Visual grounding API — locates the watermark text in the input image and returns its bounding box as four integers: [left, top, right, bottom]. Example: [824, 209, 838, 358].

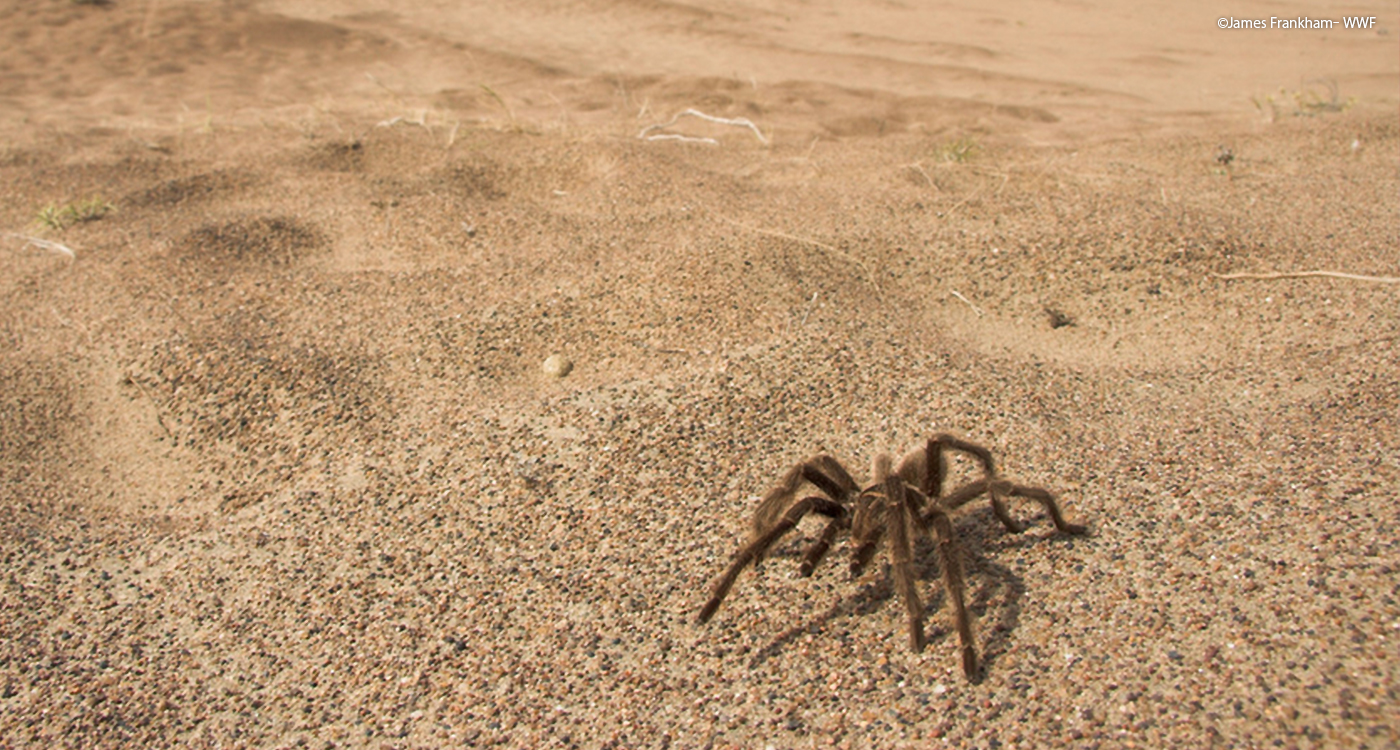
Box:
[1217, 16, 1377, 30]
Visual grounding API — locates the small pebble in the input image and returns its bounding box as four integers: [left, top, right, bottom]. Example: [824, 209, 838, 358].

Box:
[541, 354, 573, 378]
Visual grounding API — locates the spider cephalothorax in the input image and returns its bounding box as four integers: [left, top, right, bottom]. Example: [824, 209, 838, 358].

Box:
[698, 434, 1086, 679]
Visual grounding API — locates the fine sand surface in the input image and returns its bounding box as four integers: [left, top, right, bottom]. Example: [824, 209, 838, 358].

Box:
[2, 1, 1397, 747]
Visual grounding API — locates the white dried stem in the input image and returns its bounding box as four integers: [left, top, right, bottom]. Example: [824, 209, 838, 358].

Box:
[639, 108, 769, 145]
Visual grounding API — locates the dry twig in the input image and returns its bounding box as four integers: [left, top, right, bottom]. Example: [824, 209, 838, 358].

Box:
[1211, 270, 1399, 284]
[639, 109, 769, 146]
[950, 290, 984, 317]
[4, 232, 76, 260]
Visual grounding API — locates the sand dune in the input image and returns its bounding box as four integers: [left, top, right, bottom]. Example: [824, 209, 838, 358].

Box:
[1, 0, 1397, 747]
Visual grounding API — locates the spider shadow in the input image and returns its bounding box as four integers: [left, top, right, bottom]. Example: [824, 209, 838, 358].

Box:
[746, 510, 1068, 681]
[745, 570, 897, 671]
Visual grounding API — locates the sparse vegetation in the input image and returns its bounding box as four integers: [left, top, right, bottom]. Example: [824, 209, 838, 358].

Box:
[36, 197, 115, 230]
[1252, 79, 1355, 121]
[934, 136, 979, 163]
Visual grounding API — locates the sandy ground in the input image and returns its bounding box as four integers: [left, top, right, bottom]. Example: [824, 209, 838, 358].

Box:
[1, 0, 1398, 747]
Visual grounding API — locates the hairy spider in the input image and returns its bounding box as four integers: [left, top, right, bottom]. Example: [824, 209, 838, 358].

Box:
[698, 434, 1087, 679]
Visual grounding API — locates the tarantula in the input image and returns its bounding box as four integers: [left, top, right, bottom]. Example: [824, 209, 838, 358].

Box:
[697, 434, 1086, 679]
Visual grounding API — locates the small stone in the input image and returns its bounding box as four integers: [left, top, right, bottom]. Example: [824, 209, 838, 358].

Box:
[541, 354, 573, 378]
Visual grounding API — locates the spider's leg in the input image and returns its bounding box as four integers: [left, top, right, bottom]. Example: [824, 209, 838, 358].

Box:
[885, 477, 926, 653]
[848, 490, 885, 578]
[751, 464, 807, 541]
[794, 455, 858, 575]
[699, 495, 844, 624]
[985, 481, 1026, 533]
[930, 434, 1037, 533]
[903, 482, 930, 520]
[936, 476, 1028, 533]
[798, 506, 850, 577]
[925, 504, 978, 679]
[751, 456, 857, 565]
[927, 434, 996, 495]
[804, 455, 860, 499]
[931, 433, 997, 471]
[933, 478, 990, 513]
[925, 436, 950, 498]
[991, 480, 1088, 535]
